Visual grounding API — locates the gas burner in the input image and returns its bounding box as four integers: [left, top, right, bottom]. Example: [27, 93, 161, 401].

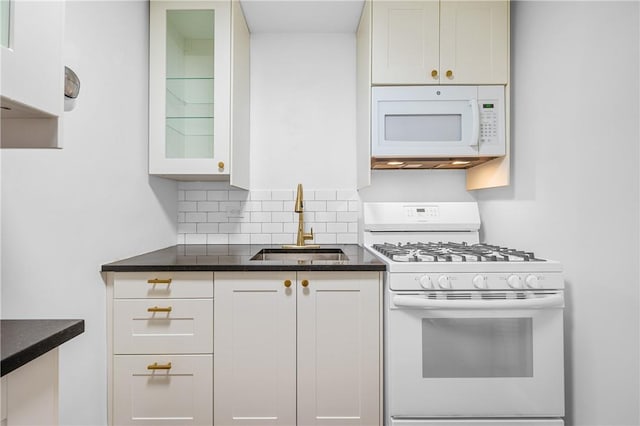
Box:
[371, 242, 542, 263]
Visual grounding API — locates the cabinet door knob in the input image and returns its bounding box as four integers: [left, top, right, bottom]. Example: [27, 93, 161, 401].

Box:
[218, 161, 225, 170]
[446, 69, 453, 78]
[284, 279, 292, 288]
[431, 69, 438, 78]
[301, 279, 309, 287]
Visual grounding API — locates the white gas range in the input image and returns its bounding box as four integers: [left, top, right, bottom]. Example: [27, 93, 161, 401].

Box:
[362, 202, 565, 426]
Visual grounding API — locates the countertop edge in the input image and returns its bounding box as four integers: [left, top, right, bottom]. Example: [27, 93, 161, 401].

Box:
[1, 320, 85, 377]
[101, 264, 386, 272]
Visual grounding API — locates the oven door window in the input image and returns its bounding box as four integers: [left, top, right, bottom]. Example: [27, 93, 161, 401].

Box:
[421, 317, 533, 378]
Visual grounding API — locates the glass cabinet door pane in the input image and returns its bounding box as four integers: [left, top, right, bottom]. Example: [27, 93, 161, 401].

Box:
[1, 0, 10, 48]
[165, 10, 214, 159]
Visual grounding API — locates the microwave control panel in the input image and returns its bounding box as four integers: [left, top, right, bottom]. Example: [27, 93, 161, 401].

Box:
[479, 102, 498, 144]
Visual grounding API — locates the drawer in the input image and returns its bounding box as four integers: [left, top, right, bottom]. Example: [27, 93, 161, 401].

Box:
[114, 272, 213, 299]
[113, 354, 212, 426]
[114, 299, 213, 354]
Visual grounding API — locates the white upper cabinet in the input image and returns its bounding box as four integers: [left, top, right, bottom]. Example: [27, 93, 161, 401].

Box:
[372, 0, 509, 85]
[1, 0, 65, 148]
[149, 0, 249, 187]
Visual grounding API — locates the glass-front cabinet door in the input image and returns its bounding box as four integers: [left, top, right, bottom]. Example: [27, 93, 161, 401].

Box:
[149, 0, 231, 178]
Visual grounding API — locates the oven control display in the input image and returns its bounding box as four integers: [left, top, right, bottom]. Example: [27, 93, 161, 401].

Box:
[406, 206, 439, 219]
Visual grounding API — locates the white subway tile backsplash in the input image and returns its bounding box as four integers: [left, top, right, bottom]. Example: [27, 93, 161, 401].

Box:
[272, 212, 295, 222]
[177, 188, 361, 245]
[305, 200, 326, 212]
[241, 223, 262, 234]
[271, 190, 293, 200]
[198, 201, 219, 212]
[315, 211, 337, 222]
[229, 190, 249, 201]
[327, 222, 348, 233]
[186, 212, 207, 223]
[179, 201, 197, 212]
[229, 233, 250, 244]
[197, 223, 219, 234]
[242, 201, 262, 212]
[207, 234, 229, 244]
[250, 234, 272, 244]
[219, 222, 241, 233]
[186, 190, 207, 201]
[178, 223, 196, 234]
[262, 222, 283, 233]
[337, 190, 358, 201]
[327, 201, 348, 212]
[337, 211, 358, 222]
[315, 233, 337, 244]
[337, 233, 358, 244]
[185, 234, 207, 244]
[251, 212, 272, 222]
[207, 190, 229, 201]
[251, 190, 271, 201]
[315, 190, 337, 201]
[272, 233, 295, 245]
[262, 201, 284, 212]
[207, 212, 228, 222]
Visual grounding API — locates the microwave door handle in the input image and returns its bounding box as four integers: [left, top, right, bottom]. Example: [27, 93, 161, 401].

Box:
[469, 99, 480, 146]
[392, 293, 564, 310]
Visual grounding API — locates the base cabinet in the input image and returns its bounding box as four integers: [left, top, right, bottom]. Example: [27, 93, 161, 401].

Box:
[107, 272, 214, 426]
[0, 349, 59, 426]
[214, 271, 382, 426]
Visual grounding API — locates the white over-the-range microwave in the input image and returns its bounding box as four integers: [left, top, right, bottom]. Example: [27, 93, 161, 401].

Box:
[371, 85, 506, 169]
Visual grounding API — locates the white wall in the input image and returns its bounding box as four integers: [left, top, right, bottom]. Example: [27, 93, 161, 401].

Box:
[0, 2, 177, 426]
[476, 2, 640, 425]
[250, 33, 357, 189]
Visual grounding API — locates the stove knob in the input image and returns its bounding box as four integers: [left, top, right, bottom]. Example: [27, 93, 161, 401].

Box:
[472, 275, 487, 289]
[419, 275, 433, 289]
[507, 274, 523, 289]
[525, 274, 540, 289]
[438, 275, 451, 289]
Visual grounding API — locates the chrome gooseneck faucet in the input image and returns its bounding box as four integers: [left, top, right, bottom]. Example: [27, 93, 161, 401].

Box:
[283, 183, 319, 249]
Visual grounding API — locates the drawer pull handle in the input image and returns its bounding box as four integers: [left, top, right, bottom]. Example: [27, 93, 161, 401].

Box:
[301, 279, 309, 287]
[147, 362, 172, 370]
[148, 278, 172, 284]
[147, 306, 172, 313]
[284, 279, 292, 288]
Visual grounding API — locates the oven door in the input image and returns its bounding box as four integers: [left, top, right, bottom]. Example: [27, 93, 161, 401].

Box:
[387, 291, 565, 419]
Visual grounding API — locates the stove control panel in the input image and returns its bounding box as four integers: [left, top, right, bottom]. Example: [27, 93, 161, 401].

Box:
[391, 272, 564, 291]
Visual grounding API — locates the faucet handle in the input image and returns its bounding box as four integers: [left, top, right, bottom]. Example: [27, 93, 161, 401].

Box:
[303, 227, 314, 242]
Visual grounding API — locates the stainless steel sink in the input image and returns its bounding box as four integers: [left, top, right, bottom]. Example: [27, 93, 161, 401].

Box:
[250, 248, 349, 262]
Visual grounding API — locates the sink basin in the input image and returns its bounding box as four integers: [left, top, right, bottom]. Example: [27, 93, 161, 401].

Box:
[250, 248, 349, 262]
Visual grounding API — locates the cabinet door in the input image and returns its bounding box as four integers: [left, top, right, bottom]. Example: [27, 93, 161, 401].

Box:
[297, 272, 381, 426]
[439, 0, 509, 84]
[149, 0, 231, 177]
[0, 0, 64, 148]
[372, 0, 439, 85]
[214, 272, 297, 426]
[113, 354, 212, 426]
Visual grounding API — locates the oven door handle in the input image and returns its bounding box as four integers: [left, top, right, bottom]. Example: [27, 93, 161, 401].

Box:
[392, 293, 564, 310]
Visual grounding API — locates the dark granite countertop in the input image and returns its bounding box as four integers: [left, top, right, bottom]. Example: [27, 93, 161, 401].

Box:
[1, 319, 85, 376]
[101, 244, 386, 272]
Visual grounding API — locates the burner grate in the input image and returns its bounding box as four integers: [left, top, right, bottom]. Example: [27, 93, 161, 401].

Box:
[371, 242, 542, 263]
